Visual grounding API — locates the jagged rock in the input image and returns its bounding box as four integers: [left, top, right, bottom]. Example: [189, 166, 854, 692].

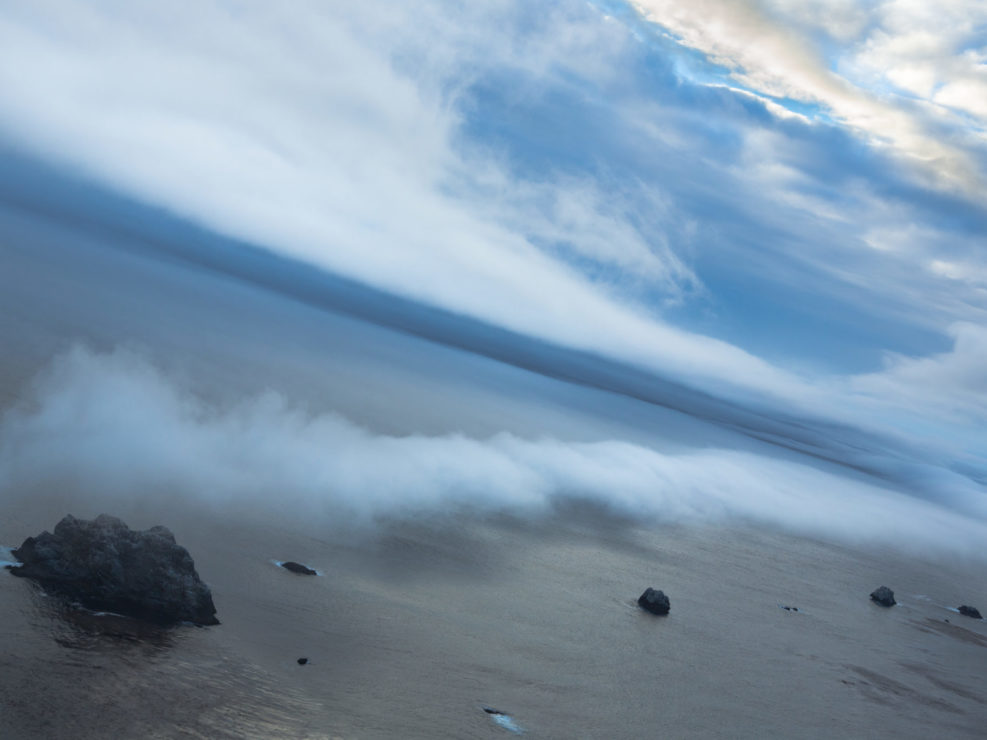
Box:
[638, 587, 670, 616]
[10, 514, 218, 626]
[870, 586, 896, 607]
[958, 605, 983, 620]
[280, 561, 317, 575]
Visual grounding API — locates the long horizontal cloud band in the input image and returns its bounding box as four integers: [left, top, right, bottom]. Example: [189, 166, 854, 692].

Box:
[2, 347, 984, 556]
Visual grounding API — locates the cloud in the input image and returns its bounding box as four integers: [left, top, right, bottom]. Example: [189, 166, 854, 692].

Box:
[850, 323, 987, 427]
[0, 0, 822, 406]
[628, 0, 987, 193]
[1, 346, 985, 556]
[0, 0, 984, 470]
[853, 0, 987, 124]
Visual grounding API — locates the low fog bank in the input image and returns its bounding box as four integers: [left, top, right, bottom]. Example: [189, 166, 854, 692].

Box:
[2, 346, 985, 559]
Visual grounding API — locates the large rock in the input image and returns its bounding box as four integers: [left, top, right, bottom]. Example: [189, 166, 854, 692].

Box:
[958, 605, 983, 620]
[9, 514, 218, 626]
[638, 587, 670, 616]
[870, 586, 896, 607]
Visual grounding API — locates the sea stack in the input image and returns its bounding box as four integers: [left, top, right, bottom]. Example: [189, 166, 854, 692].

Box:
[638, 587, 671, 616]
[9, 514, 219, 626]
[869, 586, 896, 607]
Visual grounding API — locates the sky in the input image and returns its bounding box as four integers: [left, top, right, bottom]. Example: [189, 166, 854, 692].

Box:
[0, 1, 984, 550]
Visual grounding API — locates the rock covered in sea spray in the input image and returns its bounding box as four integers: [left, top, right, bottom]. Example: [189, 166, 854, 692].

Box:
[638, 587, 671, 615]
[869, 586, 896, 607]
[9, 514, 219, 625]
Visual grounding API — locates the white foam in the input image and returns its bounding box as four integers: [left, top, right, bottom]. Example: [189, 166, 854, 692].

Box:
[491, 713, 523, 734]
[482, 708, 523, 734]
[0, 545, 19, 568]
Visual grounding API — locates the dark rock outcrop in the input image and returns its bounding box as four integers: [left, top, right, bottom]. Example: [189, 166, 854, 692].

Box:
[958, 605, 983, 619]
[297, 657, 309, 665]
[638, 587, 670, 615]
[870, 586, 896, 607]
[280, 561, 317, 576]
[10, 514, 218, 626]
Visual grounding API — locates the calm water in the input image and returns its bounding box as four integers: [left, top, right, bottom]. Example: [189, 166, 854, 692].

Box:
[1, 498, 985, 739]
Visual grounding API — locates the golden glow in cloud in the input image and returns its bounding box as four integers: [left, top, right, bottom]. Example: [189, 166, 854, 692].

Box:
[630, 0, 987, 194]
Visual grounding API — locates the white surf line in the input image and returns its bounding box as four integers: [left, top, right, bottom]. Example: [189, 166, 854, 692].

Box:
[88, 609, 134, 619]
[909, 593, 957, 612]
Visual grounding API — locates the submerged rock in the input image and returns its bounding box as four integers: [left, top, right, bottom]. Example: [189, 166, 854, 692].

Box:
[10, 514, 218, 626]
[280, 561, 317, 576]
[958, 605, 983, 620]
[870, 586, 896, 607]
[638, 587, 670, 616]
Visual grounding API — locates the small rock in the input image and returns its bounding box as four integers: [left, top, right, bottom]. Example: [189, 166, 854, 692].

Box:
[638, 587, 670, 616]
[870, 586, 896, 607]
[297, 657, 309, 665]
[781, 605, 799, 612]
[280, 561, 317, 576]
[958, 605, 983, 620]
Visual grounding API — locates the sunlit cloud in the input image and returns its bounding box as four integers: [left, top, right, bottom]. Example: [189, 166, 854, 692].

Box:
[629, 0, 987, 193]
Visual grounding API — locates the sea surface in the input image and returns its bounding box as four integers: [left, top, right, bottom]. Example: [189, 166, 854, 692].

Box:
[1, 496, 985, 738]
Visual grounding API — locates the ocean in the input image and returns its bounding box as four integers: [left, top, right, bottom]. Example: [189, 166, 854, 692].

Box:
[1, 497, 985, 738]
